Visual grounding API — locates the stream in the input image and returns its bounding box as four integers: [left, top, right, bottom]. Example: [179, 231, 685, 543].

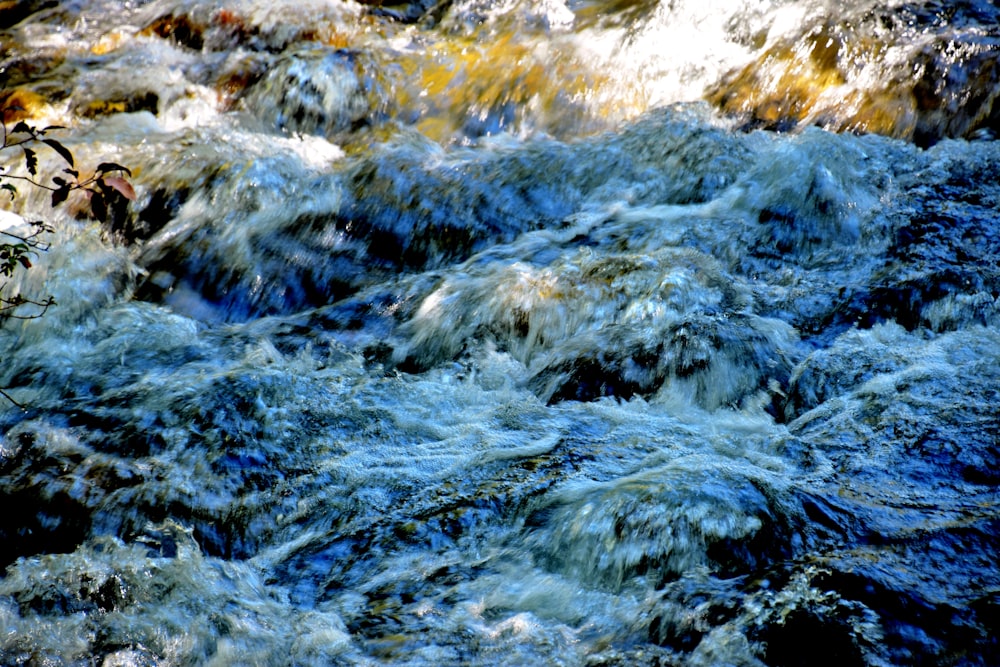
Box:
[1, 0, 999, 664]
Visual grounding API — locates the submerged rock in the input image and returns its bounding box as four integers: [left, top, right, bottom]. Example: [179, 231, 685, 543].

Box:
[770, 325, 1000, 662]
[241, 48, 383, 138]
[395, 245, 797, 409]
[535, 463, 802, 590]
[140, 8, 257, 52]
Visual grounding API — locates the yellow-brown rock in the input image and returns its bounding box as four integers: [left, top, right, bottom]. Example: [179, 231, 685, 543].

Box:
[0, 88, 49, 123]
[705, 6, 1000, 146]
[384, 29, 641, 143]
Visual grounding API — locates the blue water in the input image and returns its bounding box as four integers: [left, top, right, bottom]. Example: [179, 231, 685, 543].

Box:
[1, 0, 999, 664]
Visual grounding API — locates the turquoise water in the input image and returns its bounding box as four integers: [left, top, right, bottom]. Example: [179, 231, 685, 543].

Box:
[1, 1, 999, 664]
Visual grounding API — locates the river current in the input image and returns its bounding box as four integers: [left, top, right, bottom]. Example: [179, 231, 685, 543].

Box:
[1, 0, 999, 665]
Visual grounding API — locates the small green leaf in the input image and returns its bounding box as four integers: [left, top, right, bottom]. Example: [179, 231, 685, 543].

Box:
[10, 121, 32, 135]
[41, 138, 74, 166]
[2, 183, 16, 200]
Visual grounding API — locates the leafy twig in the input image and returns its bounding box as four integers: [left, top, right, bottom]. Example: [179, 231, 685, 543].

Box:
[1, 112, 135, 406]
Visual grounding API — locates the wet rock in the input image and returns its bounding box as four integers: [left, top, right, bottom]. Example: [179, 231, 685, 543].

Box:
[530, 312, 795, 410]
[115, 185, 190, 244]
[0, 47, 63, 93]
[212, 51, 271, 110]
[76, 91, 160, 118]
[0, 427, 96, 569]
[141, 9, 257, 52]
[802, 142, 1000, 337]
[0, 0, 54, 29]
[773, 325, 1000, 664]
[571, 0, 661, 31]
[647, 576, 744, 653]
[729, 129, 1000, 344]
[242, 48, 381, 138]
[140, 204, 386, 320]
[534, 465, 801, 590]
[383, 28, 617, 143]
[397, 245, 795, 409]
[136, 1, 364, 54]
[355, 0, 442, 24]
[781, 323, 919, 421]
[131, 129, 580, 321]
[876, 147, 1000, 331]
[733, 128, 891, 268]
[757, 607, 866, 667]
[130, 106, 752, 323]
[0, 87, 52, 122]
[130, 142, 342, 320]
[805, 519, 1000, 667]
[789, 326, 1000, 486]
[706, 3, 1000, 146]
[839, 216, 1000, 334]
[339, 147, 550, 271]
[143, 13, 207, 50]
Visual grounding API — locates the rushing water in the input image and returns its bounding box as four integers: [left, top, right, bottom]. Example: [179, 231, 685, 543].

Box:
[1, 0, 999, 665]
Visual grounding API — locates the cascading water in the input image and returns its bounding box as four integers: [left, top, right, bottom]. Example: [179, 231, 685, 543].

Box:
[1, 0, 998, 665]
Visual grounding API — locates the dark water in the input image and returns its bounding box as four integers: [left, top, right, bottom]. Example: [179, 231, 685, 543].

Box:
[1, 0, 999, 664]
